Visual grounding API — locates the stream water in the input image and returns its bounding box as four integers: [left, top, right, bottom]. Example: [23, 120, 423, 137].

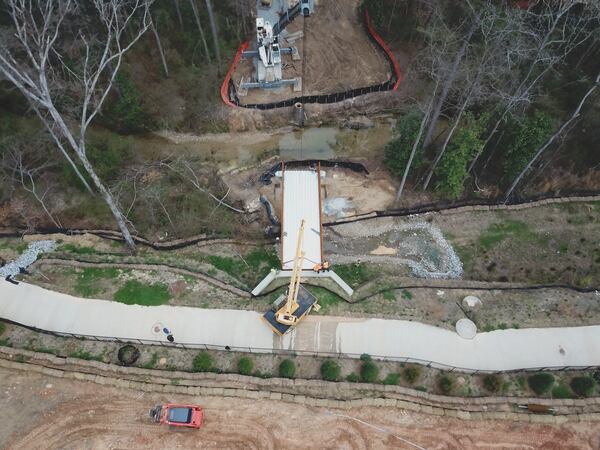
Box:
[146, 118, 395, 168]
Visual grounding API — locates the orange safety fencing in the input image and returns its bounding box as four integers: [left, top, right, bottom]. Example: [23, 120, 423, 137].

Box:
[363, 9, 402, 91]
[220, 41, 249, 107]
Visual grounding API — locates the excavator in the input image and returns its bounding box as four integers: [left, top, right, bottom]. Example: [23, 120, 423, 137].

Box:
[262, 219, 320, 335]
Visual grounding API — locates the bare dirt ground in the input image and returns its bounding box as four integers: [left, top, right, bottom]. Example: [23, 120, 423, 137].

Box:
[235, 0, 390, 105]
[2, 366, 599, 450]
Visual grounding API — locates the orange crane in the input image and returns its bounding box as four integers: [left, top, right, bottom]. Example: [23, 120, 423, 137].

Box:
[262, 219, 320, 334]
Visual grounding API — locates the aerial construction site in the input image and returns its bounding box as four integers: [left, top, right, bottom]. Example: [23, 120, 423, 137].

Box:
[1, 0, 600, 448]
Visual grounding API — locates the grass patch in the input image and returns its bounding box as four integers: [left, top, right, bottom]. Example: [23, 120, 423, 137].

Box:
[192, 351, 213, 372]
[0, 322, 5, 337]
[142, 352, 159, 369]
[113, 280, 170, 306]
[478, 220, 540, 250]
[382, 290, 396, 301]
[402, 365, 421, 384]
[482, 374, 502, 393]
[74, 267, 119, 297]
[309, 286, 342, 313]
[59, 244, 96, 255]
[401, 289, 413, 300]
[383, 373, 400, 385]
[334, 263, 371, 287]
[205, 247, 280, 286]
[454, 245, 475, 270]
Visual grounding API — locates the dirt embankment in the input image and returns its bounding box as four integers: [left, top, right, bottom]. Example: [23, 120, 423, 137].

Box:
[2, 366, 599, 450]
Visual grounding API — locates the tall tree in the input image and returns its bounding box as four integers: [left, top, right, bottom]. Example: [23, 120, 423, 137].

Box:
[204, 0, 221, 72]
[505, 72, 600, 199]
[189, 0, 212, 64]
[0, 0, 152, 250]
[469, 0, 596, 173]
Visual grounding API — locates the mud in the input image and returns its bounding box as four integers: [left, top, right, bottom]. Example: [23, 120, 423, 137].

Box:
[2, 366, 599, 449]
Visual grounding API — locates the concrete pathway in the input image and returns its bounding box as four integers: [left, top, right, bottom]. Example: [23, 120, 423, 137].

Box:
[1, 282, 600, 372]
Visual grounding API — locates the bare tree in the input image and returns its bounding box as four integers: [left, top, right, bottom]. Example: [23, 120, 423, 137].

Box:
[189, 0, 212, 64]
[173, 0, 183, 28]
[1, 136, 61, 228]
[504, 72, 600, 199]
[419, 5, 481, 151]
[160, 158, 244, 213]
[394, 83, 438, 204]
[204, 0, 221, 72]
[469, 0, 596, 172]
[0, 0, 152, 250]
[150, 13, 169, 77]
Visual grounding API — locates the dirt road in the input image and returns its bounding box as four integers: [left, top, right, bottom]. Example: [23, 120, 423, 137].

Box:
[1, 367, 599, 449]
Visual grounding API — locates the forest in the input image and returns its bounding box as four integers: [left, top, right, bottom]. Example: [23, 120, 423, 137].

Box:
[0, 0, 599, 250]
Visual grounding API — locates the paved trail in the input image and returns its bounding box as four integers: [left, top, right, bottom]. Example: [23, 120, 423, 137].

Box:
[1, 281, 600, 371]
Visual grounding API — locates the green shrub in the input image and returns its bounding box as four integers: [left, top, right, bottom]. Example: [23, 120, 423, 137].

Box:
[383, 373, 400, 385]
[384, 111, 425, 178]
[278, 359, 296, 378]
[320, 360, 341, 381]
[482, 374, 502, 393]
[552, 382, 573, 399]
[402, 365, 421, 384]
[570, 376, 596, 397]
[527, 373, 555, 395]
[360, 353, 372, 362]
[106, 72, 150, 133]
[0, 321, 5, 336]
[346, 373, 359, 383]
[438, 374, 454, 395]
[192, 352, 213, 372]
[361, 360, 380, 383]
[435, 113, 487, 199]
[503, 111, 554, 184]
[237, 357, 254, 376]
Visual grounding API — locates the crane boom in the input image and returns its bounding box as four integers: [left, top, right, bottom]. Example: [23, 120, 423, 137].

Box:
[276, 219, 305, 325]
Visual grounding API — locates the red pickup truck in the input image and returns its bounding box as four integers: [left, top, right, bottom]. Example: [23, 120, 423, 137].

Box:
[150, 404, 204, 429]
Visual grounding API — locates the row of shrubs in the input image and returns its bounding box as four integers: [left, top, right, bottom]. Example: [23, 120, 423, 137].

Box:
[192, 352, 597, 398]
[193, 351, 295, 379]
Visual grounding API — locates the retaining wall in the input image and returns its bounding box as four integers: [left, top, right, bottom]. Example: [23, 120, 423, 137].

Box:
[1, 346, 599, 422]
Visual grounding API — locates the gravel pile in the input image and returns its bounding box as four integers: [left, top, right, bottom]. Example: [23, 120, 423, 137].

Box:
[326, 219, 463, 279]
[0, 240, 56, 278]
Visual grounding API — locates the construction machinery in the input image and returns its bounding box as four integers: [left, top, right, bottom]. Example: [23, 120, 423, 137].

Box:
[150, 404, 204, 429]
[239, 0, 313, 93]
[262, 219, 320, 335]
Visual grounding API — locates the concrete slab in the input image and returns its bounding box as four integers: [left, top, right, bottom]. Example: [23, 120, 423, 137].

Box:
[282, 169, 322, 270]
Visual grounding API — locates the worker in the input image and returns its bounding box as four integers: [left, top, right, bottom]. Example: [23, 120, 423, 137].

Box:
[312, 261, 330, 273]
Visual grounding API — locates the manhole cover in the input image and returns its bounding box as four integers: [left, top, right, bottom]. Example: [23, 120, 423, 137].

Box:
[152, 322, 164, 335]
[456, 319, 477, 339]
